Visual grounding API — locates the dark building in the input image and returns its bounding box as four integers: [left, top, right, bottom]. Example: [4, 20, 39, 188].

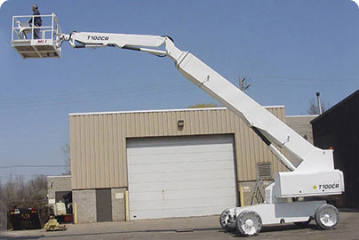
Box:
[311, 89, 359, 208]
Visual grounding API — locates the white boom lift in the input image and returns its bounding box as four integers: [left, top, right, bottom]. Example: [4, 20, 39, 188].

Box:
[11, 14, 344, 236]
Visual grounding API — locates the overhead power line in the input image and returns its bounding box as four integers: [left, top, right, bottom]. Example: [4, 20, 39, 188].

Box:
[0, 82, 195, 109]
[250, 75, 359, 82]
[0, 140, 64, 146]
[0, 165, 65, 169]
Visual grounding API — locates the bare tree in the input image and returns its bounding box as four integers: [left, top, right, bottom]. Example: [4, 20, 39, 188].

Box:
[0, 179, 7, 231]
[26, 175, 47, 207]
[0, 175, 48, 230]
[0, 175, 47, 210]
[307, 98, 329, 115]
[2, 175, 22, 209]
[239, 75, 251, 91]
[0, 178, 6, 231]
[61, 143, 71, 175]
[0, 178, 7, 231]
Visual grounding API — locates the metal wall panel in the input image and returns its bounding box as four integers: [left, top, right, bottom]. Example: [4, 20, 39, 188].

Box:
[312, 90, 359, 208]
[70, 107, 288, 190]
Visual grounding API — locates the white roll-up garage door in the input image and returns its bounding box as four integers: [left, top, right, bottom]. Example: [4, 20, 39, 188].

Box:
[126, 135, 237, 220]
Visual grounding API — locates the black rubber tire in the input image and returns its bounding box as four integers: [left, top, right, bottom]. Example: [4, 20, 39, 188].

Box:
[236, 211, 262, 236]
[219, 208, 236, 232]
[314, 204, 339, 230]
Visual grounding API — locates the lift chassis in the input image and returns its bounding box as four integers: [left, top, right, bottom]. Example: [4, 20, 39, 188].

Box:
[11, 14, 344, 236]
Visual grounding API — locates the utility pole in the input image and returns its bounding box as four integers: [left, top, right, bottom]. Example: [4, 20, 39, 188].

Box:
[316, 92, 323, 115]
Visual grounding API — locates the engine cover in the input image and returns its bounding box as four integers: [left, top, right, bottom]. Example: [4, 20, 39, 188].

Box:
[274, 170, 344, 198]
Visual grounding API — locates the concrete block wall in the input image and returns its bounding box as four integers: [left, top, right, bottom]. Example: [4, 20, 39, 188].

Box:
[47, 175, 72, 204]
[286, 115, 316, 144]
[73, 190, 96, 223]
[111, 188, 126, 222]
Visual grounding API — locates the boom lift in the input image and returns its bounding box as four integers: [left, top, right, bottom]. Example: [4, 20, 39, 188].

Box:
[11, 14, 344, 236]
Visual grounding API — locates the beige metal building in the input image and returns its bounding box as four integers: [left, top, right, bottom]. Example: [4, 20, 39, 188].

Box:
[69, 107, 289, 223]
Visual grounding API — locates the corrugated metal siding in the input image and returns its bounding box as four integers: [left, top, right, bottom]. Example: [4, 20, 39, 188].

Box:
[70, 107, 288, 190]
[312, 90, 359, 208]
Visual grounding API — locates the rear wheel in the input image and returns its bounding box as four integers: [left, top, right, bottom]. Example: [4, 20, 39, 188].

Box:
[236, 211, 262, 236]
[219, 208, 236, 232]
[315, 204, 339, 230]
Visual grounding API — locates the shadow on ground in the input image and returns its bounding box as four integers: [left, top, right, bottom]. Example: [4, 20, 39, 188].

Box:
[1, 227, 225, 239]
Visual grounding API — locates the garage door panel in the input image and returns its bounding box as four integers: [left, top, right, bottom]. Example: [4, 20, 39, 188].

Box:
[127, 135, 233, 148]
[128, 152, 235, 163]
[129, 178, 236, 193]
[128, 169, 236, 184]
[127, 145, 234, 157]
[128, 150, 235, 164]
[131, 193, 236, 210]
[131, 199, 236, 211]
[128, 159, 235, 174]
[131, 205, 231, 220]
[127, 135, 237, 220]
[130, 187, 237, 202]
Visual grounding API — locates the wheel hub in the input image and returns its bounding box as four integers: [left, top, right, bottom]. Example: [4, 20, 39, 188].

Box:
[322, 213, 330, 223]
[236, 211, 262, 236]
[320, 211, 335, 226]
[245, 219, 254, 228]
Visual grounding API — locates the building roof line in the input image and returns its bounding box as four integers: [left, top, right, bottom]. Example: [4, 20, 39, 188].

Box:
[47, 175, 71, 178]
[69, 106, 285, 116]
[311, 88, 359, 123]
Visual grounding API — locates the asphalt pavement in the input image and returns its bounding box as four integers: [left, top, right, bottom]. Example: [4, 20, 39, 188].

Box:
[1, 209, 359, 240]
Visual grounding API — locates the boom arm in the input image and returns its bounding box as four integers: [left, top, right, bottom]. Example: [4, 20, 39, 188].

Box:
[58, 31, 335, 173]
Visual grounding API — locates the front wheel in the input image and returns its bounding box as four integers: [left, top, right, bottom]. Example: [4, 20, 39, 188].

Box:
[236, 211, 262, 236]
[315, 204, 339, 230]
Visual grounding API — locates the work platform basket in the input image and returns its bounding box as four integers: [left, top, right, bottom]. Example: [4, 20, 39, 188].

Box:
[11, 13, 62, 59]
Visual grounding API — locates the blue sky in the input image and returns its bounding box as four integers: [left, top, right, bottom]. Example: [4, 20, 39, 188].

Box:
[0, 0, 359, 180]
